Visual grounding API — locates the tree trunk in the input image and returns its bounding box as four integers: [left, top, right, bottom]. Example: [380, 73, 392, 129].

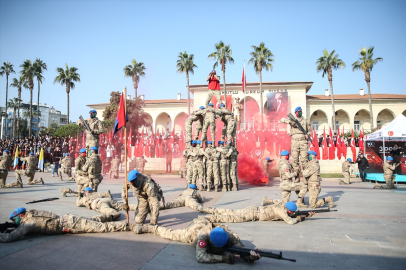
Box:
[329, 75, 336, 133]
[367, 80, 373, 130]
[12, 108, 16, 138]
[17, 88, 21, 138]
[29, 83, 33, 137]
[222, 65, 227, 109]
[186, 72, 190, 116]
[5, 74, 8, 121]
[37, 79, 40, 136]
[66, 81, 70, 124]
[259, 69, 263, 130]
[133, 75, 138, 98]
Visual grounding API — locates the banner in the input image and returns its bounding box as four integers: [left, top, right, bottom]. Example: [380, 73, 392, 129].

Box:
[365, 141, 406, 174]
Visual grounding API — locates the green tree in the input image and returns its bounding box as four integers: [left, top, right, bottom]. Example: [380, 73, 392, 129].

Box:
[34, 58, 47, 136]
[10, 76, 28, 138]
[352, 47, 383, 129]
[208, 41, 234, 108]
[0, 62, 16, 124]
[7, 97, 20, 138]
[39, 122, 59, 136]
[54, 123, 84, 138]
[20, 60, 37, 136]
[248, 42, 274, 129]
[176, 51, 198, 115]
[103, 120, 115, 130]
[19, 118, 29, 138]
[123, 59, 146, 98]
[316, 49, 346, 132]
[54, 64, 81, 124]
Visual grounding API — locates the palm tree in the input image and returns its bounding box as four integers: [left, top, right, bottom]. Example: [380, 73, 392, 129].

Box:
[20, 60, 36, 136]
[7, 98, 20, 138]
[176, 51, 198, 115]
[0, 62, 16, 123]
[208, 41, 234, 108]
[248, 42, 274, 129]
[352, 47, 383, 129]
[54, 64, 81, 124]
[123, 59, 146, 98]
[316, 49, 346, 132]
[10, 76, 28, 138]
[34, 58, 47, 136]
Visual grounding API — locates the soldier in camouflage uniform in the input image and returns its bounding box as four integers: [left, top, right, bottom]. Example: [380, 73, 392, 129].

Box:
[339, 158, 353, 185]
[160, 184, 204, 212]
[133, 216, 260, 264]
[122, 170, 162, 225]
[189, 140, 206, 190]
[137, 155, 147, 174]
[109, 155, 121, 179]
[179, 156, 187, 178]
[216, 141, 232, 192]
[263, 157, 274, 184]
[15, 153, 44, 186]
[226, 142, 239, 191]
[76, 109, 104, 157]
[201, 103, 231, 143]
[0, 150, 22, 188]
[63, 148, 88, 196]
[302, 151, 334, 208]
[204, 141, 220, 192]
[280, 106, 311, 176]
[58, 153, 73, 181]
[1, 207, 130, 243]
[82, 146, 103, 192]
[184, 143, 195, 186]
[373, 156, 401, 189]
[218, 104, 237, 148]
[185, 108, 205, 143]
[278, 151, 307, 205]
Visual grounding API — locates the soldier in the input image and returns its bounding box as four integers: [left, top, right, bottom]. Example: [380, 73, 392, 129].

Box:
[302, 151, 334, 208]
[185, 108, 205, 143]
[160, 184, 204, 212]
[190, 140, 205, 190]
[179, 156, 187, 178]
[204, 141, 220, 192]
[1, 150, 22, 188]
[1, 207, 130, 243]
[109, 155, 121, 179]
[58, 153, 73, 181]
[62, 148, 88, 197]
[184, 142, 195, 187]
[373, 156, 401, 189]
[82, 146, 103, 191]
[201, 103, 231, 144]
[205, 70, 223, 107]
[219, 104, 237, 148]
[133, 216, 260, 264]
[278, 151, 307, 206]
[122, 170, 162, 225]
[203, 201, 314, 225]
[77, 109, 104, 157]
[216, 141, 231, 192]
[15, 153, 44, 186]
[339, 158, 353, 185]
[226, 142, 239, 191]
[76, 187, 137, 221]
[280, 106, 311, 176]
[263, 157, 274, 184]
[137, 155, 147, 174]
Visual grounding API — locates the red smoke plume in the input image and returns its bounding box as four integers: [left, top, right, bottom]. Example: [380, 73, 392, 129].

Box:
[237, 154, 268, 185]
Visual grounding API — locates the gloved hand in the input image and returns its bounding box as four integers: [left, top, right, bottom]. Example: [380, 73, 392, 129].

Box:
[248, 250, 261, 262]
[222, 254, 237, 264]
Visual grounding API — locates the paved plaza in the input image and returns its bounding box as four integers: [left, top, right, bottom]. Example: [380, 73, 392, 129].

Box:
[0, 172, 405, 270]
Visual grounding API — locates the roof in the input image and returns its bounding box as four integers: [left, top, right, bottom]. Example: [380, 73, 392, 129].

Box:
[87, 99, 192, 107]
[306, 94, 406, 100]
[189, 81, 314, 88]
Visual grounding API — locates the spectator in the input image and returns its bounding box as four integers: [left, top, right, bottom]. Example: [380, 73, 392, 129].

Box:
[356, 153, 369, 182]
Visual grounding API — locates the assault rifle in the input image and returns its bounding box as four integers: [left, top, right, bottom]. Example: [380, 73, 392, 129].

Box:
[0, 222, 18, 233]
[287, 113, 312, 142]
[26, 197, 59, 204]
[79, 115, 96, 141]
[223, 246, 296, 262]
[289, 208, 337, 218]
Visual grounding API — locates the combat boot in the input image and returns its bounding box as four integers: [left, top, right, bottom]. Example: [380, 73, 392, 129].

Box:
[17, 181, 23, 188]
[199, 185, 204, 191]
[261, 196, 273, 206]
[324, 196, 334, 208]
[40, 178, 44, 185]
[61, 188, 70, 197]
[231, 185, 238, 191]
[296, 197, 308, 208]
[338, 179, 344, 185]
[214, 185, 218, 192]
[373, 183, 381, 189]
[207, 185, 211, 192]
[203, 207, 214, 214]
[222, 185, 228, 192]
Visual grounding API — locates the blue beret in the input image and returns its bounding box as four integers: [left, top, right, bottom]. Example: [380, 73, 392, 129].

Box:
[387, 156, 393, 161]
[89, 109, 97, 113]
[10, 207, 26, 220]
[79, 148, 86, 153]
[84, 187, 93, 192]
[210, 227, 229, 247]
[199, 106, 205, 109]
[295, 107, 302, 113]
[219, 104, 225, 108]
[207, 141, 212, 144]
[308, 151, 317, 156]
[29, 153, 34, 156]
[218, 141, 224, 145]
[65, 153, 69, 156]
[196, 140, 201, 144]
[90, 146, 98, 151]
[212, 70, 216, 72]
[347, 158, 352, 162]
[208, 103, 214, 107]
[189, 184, 197, 189]
[285, 202, 297, 212]
[280, 150, 289, 156]
[128, 170, 140, 181]
[4, 150, 9, 153]
[266, 157, 270, 161]
[191, 140, 196, 144]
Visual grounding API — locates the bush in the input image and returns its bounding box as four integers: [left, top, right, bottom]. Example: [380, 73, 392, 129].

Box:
[54, 124, 84, 137]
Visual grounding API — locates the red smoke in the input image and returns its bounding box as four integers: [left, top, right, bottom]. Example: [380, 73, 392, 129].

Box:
[237, 154, 268, 186]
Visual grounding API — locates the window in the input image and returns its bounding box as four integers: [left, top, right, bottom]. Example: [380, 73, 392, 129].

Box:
[335, 121, 339, 131]
[377, 121, 382, 129]
[312, 121, 318, 131]
[354, 121, 360, 131]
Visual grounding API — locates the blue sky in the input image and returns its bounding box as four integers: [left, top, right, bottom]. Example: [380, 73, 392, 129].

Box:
[1, 0, 405, 122]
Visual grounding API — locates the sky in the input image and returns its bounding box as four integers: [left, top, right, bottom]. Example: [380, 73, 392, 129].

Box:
[1, 0, 405, 122]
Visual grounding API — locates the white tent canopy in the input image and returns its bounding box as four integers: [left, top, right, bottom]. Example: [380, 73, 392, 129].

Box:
[365, 113, 406, 142]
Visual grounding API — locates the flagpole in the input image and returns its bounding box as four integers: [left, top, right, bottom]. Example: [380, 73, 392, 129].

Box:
[244, 60, 247, 131]
[124, 87, 129, 223]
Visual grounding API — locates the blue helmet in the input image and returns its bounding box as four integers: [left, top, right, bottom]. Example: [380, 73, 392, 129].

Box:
[307, 151, 317, 156]
[89, 109, 97, 114]
[280, 150, 289, 156]
[196, 140, 201, 144]
[191, 140, 197, 145]
[84, 187, 93, 192]
[208, 103, 214, 107]
[387, 156, 393, 161]
[266, 157, 270, 161]
[29, 153, 34, 156]
[65, 153, 69, 156]
[347, 158, 352, 162]
[79, 148, 86, 153]
[128, 170, 140, 181]
[9, 207, 26, 220]
[3, 149, 9, 153]
[210, 227, 229, 247]
[199, 106, 205, 109]
[219, 104, 225, 108]
[295, 107, 302, 113]
[207, 141, 212, 144]
[90, 146, 98, 152]
[189, 184, 197, 189]
[285, 202, 297, 212]
[218, 141, 224, 145]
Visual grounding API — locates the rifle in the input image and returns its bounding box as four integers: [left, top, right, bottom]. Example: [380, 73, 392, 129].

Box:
[26, 197, 59, 204]
[79, 115, 96, 141]
[223, 246, 296, 262]
[289, 208, 337, 218]
[287, 113, 312, 142]
[0, 222, 18, 233]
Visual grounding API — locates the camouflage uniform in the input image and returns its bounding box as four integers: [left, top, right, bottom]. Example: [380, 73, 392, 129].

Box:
[219, 107, 237, 148]
[0, 153, 21, 188]
[122, 173, 162, 225]
[375, 161, 401, 189]
[227, 145, 239, 191]
[58, 156, 73, 181]
[109, 156, 121, 178]
[278, 159, 307, 204]
[203, 199, 298, 225]
[75, 155, 89, 193]
[82, 154, 103, 192]
[263, 159, 273, 183]
[77, 117, 104, 157]
[160, 189, 204, 212]
[201, 107, 229, 143]
[15, 156, 43, 185]
[190, 145, 205, 189]
[185, 110, 204, 143]
[0, 209, 129, 243]
[184, 146, 194, 185]
[179, 157, 187, 178]
[339, 160, 351, 185]
[216, 145, 232, 192]
[204, 145, 220, 190]
[137, 157, 147, 174]
[303, 159, 333, 208]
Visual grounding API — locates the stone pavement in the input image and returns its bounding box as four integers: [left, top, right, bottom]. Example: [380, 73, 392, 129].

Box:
[0, 172, 405, 269]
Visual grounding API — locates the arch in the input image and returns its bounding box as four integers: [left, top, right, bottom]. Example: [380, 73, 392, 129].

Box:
[403, 110, 406, 117]
[377, 109, 395, 129]
[332, 109, 351, 134]
[354, 109, 371, 131]
[310, 109, 328, 135]
[239, 96, 259, 130]
[174, 112, 188, 136]
[155, 112, 172, 134]
[141, 113, 153, 134]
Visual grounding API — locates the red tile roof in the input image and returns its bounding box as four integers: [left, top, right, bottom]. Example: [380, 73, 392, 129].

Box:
[189, 81, 314, 88]
[87, 99, 192, 107]
[307, 94, 406, 100]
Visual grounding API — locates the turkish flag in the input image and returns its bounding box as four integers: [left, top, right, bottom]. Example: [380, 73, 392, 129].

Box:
[242, 64, 246, 92]
[313, 129, 320, 160]
[322, 127, 328, 160]
[359, 129, 365, 153]
[328, 127, 335, 160]
[350, 129, 356, 161]
[341, 129, 347, 159]
[211, 95, 233, 111]
[127, 129, 132, 158]
[336, 126, 342, 160]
